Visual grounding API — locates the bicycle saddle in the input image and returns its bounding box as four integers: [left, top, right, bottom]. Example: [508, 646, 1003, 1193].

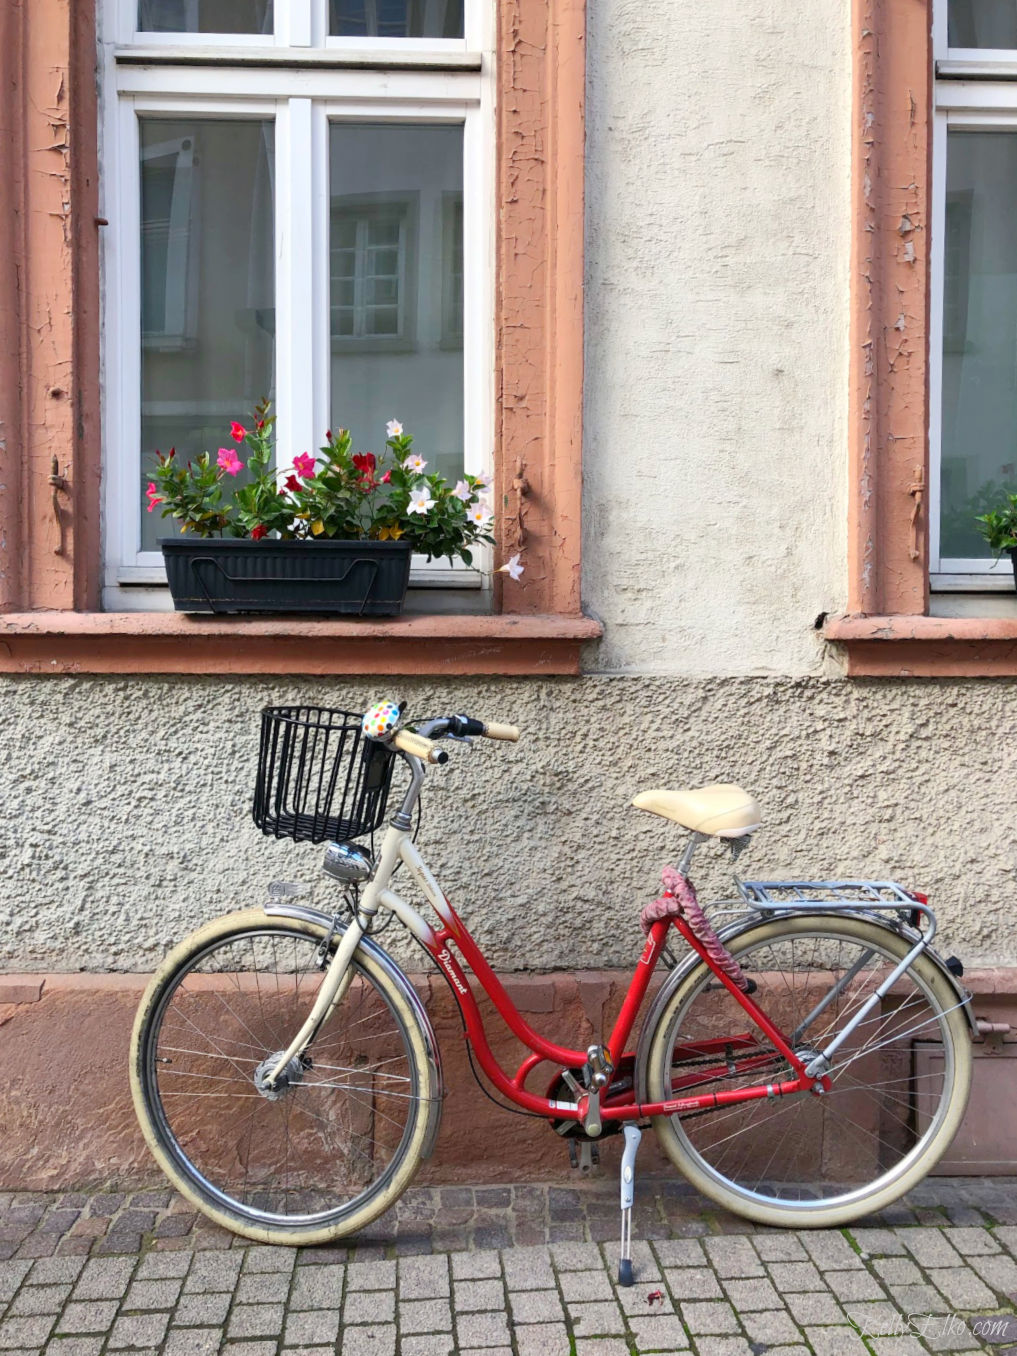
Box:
[631, 784, 762, 838]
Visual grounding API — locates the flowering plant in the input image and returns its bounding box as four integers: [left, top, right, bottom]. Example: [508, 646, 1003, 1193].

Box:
[148, 402, 503, 569]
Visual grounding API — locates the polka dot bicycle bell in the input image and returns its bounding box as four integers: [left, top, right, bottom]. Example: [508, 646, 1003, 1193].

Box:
[362, 699, 402, 739]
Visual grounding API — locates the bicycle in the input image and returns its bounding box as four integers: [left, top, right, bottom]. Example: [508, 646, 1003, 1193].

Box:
[130, 700, 975, 1284]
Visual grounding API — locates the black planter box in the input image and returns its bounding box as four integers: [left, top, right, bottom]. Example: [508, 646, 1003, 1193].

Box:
[160, 538, 412, 615]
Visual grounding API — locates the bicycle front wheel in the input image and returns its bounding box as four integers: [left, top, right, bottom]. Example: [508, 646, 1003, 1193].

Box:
[644, 913, 972, 1227]
[130, 909, 439, 1245]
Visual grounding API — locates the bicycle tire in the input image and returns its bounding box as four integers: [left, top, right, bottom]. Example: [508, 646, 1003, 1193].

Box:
[643, 913, 972, 1227]
[130, 909, 438, 1245]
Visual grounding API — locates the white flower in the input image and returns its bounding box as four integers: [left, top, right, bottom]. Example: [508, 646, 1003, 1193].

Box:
[475, 471, 494, 492]
[407, 487, 435, 515]
[498, 552, 524, 581]
[452, 479, 472, 501]
[468, 503, 492, 528]
[386, 419, 403, 438]
[403, 454, 427, 474]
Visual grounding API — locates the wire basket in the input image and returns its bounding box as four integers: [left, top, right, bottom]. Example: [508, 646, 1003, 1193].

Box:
[253, 706, 397, 845]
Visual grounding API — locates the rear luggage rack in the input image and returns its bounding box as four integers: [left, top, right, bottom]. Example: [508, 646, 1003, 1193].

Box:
[737, 879, 936, 940]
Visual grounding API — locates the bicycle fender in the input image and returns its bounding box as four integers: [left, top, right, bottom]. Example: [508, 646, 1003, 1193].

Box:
[263, 901, 445, 1161]
[634, 907, 976, 1103]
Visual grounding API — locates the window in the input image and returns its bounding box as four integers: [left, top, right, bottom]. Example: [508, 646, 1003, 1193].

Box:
[100, 0, 493, 604]
[931, 1, 1017, 587]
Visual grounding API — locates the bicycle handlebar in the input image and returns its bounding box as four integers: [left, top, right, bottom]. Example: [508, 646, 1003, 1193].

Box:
[393, 729, 448, 764]
[481, 721, 520, 742]
[391, 713, 521, 761]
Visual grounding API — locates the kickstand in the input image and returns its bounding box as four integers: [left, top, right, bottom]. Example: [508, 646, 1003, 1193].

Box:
[618, 1123, 642, 1287]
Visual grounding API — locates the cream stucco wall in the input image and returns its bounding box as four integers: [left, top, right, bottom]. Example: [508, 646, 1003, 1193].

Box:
[1, 675, 1015, 973]
[583, 0, 852, 676]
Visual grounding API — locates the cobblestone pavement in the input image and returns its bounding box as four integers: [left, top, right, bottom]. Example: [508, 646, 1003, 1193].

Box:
[1, 1176, 1017, 1355]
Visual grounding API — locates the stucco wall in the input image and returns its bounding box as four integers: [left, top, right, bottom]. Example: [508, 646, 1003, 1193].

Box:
[2, 674, 1014, 973]
[583, 0, 851, 676]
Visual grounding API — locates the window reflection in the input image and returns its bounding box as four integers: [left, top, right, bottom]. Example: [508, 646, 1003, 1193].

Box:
[948, 0, 1017, 49]
[137, 0, 273, 34]
[330, 0, 463, 39]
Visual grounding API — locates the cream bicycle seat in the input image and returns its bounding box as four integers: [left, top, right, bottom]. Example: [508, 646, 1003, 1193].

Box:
[631, 784, 762, 839]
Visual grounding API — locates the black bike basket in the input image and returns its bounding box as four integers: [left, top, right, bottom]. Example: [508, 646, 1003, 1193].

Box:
[253, 706, 397, 844]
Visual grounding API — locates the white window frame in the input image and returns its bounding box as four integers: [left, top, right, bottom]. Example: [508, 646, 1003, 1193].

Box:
[99, 0, 494, 610]
[931, 0, 1017, 588]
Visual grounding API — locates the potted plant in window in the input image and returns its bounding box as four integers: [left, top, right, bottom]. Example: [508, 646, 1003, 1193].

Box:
[147, 401, 518, 615]
[975, 492, 1017, 590]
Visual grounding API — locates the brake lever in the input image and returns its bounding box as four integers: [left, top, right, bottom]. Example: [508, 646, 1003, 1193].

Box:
[445, 734, 473, 747]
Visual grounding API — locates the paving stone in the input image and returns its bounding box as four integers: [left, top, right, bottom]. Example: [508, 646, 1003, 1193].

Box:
[243, 1245, 296, 1274]
[679, 1299, 741, 1333]
[872, 1256, 924, 1286]
[867, 1340, 929, 1356]
[502, 1247, 555, 1291]
[45, 1340, 104, 1356]
[398, 1253, 450, 1298]
[944, 1226, 1001, 1255]
[282, 1309, 342, 1346]
[345, 1258, 397, 1290]
[135, 1251, 191, 1280]
[70, 1258, 135, 1300]
[108, 1311, 171, 1348]
[752, 1234, 808, 1262]
[0, 1314, 58, 1348]
[799, 1230, 864, 1269]
[235, 1268, 292, 1305]
[613, 1280, 675, 1317]
[601, 1241, 661, 1281]
[173, 1291, 232, 1327]
[686, 1339, 755, 1356]
[6, 1281, 71, 1315]
[566, 1300, 626, 1335]
[399, 1297, 453, 1334]
[122, 1275, 184, 1309]
[559, 1269, 614, 1302]
[449, 1249, 501, 1281]
[453, 1277, 503, 1311]
[398, 1337, 457, 1356]
[507, 1288, 565, 1324]
[927, 1265, 998, 1310]
[25, 1256, 84, 1284]
[550, 1242, 604, 1271]
[343, 1288, 395, 1324]
[0, 1263, 31, 1303]
[220, 1342, 277, 1356]
[454, 1310, 511, 1347]
[572, 1341, 630, 1356]
[766, 1260, 827, 1291]
[183, 1251, 243, 1293]
[226, 1303, 286, 1339]
[742, 1309, 804, 1345]
[628, 1314, 691, 1350]
[702, 1236, 763, 1278]
[651, 1238, 707, 1268]
[664, 1265, 723, 1300]
[781, 1289, 847, 1326]
[825, 1268, 887, 1301]
[55, 1300, 119, 1334]
[886, 1283, 951, 1315]
[722, 1276, 783, 1310]
[339, 1323, 397, 1356]
[514, 1323, 572, 1356]
[163, 1326, 225, 1355]
[849, 1228, 908, 1257]
[289, 1262, 343, 1308]
[898, 1228, 963, 1268]
[804, 1325, 870, 1355]
[968, 1251, 1017, 1292]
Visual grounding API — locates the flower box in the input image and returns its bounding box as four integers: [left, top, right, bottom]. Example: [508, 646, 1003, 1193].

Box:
[160, 537, 412, 616]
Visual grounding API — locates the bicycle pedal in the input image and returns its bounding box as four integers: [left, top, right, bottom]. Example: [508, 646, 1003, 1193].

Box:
[568, 1140, 599, 1172]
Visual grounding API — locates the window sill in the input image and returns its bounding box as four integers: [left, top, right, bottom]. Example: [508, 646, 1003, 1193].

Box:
[0, 611, 602, 676]
[823, 614, 1017, 676]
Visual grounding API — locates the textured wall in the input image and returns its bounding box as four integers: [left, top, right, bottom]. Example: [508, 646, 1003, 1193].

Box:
[1, 674, 1015, 973]
[583, 0, 851, 676]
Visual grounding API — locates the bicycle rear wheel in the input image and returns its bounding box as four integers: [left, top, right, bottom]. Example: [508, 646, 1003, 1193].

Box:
[644, 913, 972, 1227]
[130, 909, 439, 1245]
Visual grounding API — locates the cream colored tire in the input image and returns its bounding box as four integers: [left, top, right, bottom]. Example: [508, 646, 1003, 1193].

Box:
[130, 909, 437, 1245]
[645, 914, 972, 1228]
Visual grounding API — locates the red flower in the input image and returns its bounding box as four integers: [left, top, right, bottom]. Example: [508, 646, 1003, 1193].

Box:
[230, 421, 246, 443]
[256, 419, 265, 431]
[250, 524, 268, 540]
[284, 474, 302, 493]
[380, 470, 392, 484]
[353, 452, 376, 475]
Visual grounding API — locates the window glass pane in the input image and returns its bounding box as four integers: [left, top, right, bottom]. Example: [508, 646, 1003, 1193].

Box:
[140, 118, 275, 550]
[137, 0, 273, 34]
[329, 0, 464, 39]
[329, 123, 464, 482]
[940, 131, 1017, 559]
[948, 0, 1017, 48]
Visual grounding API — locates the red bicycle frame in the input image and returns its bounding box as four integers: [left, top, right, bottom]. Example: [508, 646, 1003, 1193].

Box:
[421, 893, 818, 1124]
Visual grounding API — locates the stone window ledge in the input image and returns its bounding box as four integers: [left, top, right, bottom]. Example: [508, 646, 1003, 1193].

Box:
[0, 611, 602, 676]
[824, 614, 1017, 677]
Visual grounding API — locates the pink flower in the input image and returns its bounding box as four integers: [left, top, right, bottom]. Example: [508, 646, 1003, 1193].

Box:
[230, 421, 246, 443]
[293, 452, 317, 480]
[217, 447, 244, 477]
[145, 482, 164, 513]
[380, 470, 392, 484]
[250, 524, 268, 540]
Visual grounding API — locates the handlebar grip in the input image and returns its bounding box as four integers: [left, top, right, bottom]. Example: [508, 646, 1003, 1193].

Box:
[482, 722, 520, 742]
[393, 729, 448, 764]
